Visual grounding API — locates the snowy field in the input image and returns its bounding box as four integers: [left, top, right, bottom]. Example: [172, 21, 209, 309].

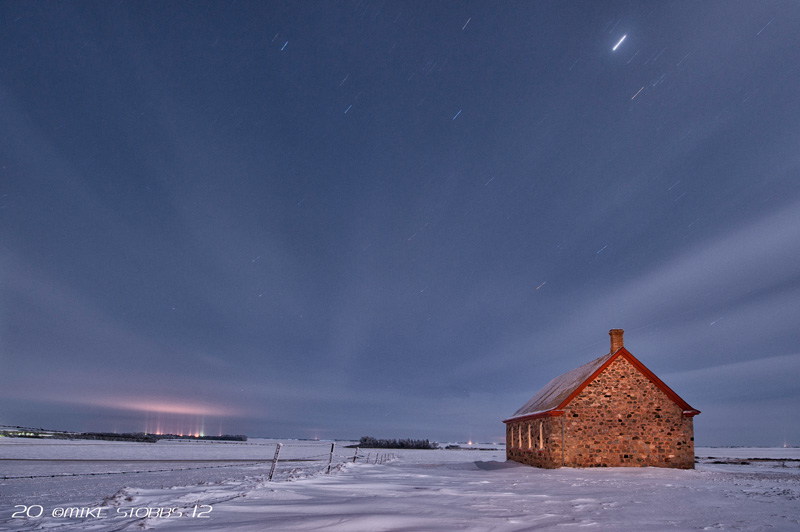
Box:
[2, 438, 799, 531]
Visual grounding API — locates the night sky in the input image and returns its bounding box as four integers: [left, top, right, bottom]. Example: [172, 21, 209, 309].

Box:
[2, 1, 799, 446]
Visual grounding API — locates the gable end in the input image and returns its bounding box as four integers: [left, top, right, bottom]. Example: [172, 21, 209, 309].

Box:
[558, 348, 700, 416]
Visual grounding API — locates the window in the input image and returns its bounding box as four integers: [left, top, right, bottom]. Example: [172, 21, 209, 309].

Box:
[538, 421, 544, 450]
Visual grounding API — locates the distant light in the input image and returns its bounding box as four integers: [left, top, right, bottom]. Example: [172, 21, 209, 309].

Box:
[612, 35, 627, 51]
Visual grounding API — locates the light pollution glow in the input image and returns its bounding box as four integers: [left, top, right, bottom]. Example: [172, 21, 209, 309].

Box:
[104, 398, 236, 436]
[106, 398, 236, 417]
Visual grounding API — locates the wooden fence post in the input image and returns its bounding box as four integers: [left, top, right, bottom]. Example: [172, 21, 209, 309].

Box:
[327, 442, 335, 474]
[353, 447, 359, 463]
[268, 443, 282, 481]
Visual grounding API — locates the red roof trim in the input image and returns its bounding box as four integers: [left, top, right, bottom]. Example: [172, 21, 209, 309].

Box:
[555, 348, 700, 415]
[503, 410, 564, 424]
[553, 349, 623, 410]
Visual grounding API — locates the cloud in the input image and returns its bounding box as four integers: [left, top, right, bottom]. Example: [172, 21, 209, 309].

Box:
[663, 353, 800, 403]
[563, 199, 800, 358]
[473, 199, 800, 400]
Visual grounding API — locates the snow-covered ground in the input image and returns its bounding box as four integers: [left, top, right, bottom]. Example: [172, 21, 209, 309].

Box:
[2, 438, 799, 531]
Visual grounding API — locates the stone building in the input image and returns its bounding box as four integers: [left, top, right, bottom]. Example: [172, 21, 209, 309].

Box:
[503, 329, 699, 469]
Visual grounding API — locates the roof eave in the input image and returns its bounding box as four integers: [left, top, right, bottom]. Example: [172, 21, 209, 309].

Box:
[503, 410, 565, 424]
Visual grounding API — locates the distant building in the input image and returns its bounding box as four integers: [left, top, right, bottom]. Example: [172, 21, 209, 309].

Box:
[503, 329, 699, 469]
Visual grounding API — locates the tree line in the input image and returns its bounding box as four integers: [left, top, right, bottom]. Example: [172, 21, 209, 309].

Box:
[357, 436, 438, 449]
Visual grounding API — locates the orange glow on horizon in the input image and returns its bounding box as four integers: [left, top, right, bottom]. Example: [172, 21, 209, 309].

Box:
[79, 396, 239, 417]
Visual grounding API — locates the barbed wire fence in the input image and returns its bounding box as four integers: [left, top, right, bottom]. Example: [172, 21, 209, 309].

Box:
[1, 441, 397, 482]
[0, 441, 404, 532]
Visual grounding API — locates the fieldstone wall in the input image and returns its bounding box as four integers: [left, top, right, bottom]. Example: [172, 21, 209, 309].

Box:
[506, 355, 695, 469]
[506, 416, 563, 468]
[563, 356, 694, 468]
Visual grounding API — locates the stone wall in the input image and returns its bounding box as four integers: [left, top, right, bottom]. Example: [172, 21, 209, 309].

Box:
[506, 416, 563, 468]
[506, 355, 695, 469]
[563, 356, 694, 468]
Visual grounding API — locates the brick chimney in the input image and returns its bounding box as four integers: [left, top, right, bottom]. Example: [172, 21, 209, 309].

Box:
[609, 329, 624, 352]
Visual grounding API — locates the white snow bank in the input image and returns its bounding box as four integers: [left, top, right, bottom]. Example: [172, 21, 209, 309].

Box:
[2, 439, 799, 531]
[696, 446, 800, 460]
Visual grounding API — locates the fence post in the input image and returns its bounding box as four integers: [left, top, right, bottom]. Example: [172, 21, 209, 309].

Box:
[327, 443, 336, 474]
[268, 443, 282, 481]
[353, 447, 359, 463]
